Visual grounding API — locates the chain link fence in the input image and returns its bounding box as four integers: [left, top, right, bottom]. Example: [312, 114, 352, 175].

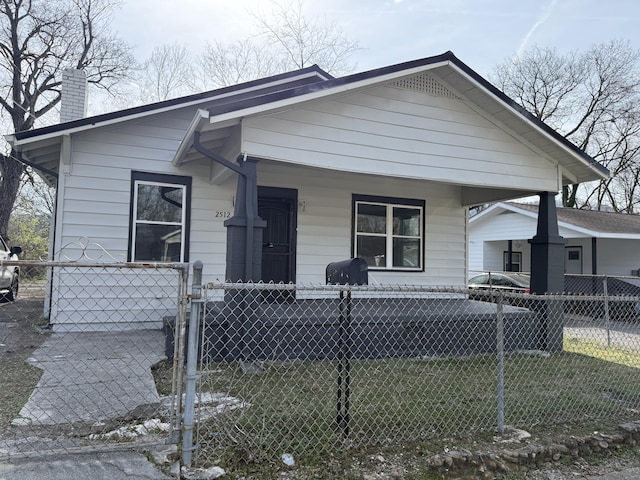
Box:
[4, 259, 640, 469]
[0, 260, 187, 460]
[188, 278, 640, 467]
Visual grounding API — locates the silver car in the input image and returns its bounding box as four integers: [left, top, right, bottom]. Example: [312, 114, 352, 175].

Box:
[0, 235, 21, 301]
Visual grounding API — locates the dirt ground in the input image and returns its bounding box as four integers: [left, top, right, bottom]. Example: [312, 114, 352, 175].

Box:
[0, 285, 49, 425]
[504, 451, 640, 479]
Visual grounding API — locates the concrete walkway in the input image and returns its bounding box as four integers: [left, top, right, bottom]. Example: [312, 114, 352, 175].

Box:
[0, 451, 171, 480]
[590, 468, 640, 479]
[14, 330, 166, 426]
[1, 330, 179, 479]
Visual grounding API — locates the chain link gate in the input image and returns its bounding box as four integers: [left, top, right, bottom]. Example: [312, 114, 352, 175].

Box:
[0, 259, 188, 460]
[181, 266, 640, 470]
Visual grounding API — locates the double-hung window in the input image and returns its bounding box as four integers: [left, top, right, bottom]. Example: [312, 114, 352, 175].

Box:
[129, 171, 191, 262]
[353, 194, 424, 271]
[503, 251, 522, 272]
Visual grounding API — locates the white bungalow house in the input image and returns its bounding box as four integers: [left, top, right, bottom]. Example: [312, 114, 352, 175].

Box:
[469, 202, 640, 277]
[7, 51, 609, 332]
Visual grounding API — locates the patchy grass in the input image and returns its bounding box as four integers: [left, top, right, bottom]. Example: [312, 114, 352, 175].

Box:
[150, 344, 640, 477]
[0, 361, 42, 426]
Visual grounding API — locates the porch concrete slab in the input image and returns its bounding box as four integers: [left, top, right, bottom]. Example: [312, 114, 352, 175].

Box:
[15, 330, 166, 426]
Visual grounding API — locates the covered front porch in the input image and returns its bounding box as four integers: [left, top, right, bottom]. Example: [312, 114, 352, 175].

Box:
[165, 282, 545, 363]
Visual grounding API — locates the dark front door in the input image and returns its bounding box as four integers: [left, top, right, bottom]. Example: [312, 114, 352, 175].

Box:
[258, 187, 297, 299]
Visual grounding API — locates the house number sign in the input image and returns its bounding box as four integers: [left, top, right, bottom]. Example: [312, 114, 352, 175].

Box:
[215, 211, 232, 219]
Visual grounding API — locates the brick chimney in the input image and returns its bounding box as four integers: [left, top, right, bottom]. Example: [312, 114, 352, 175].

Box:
[60, 69, 88, 123]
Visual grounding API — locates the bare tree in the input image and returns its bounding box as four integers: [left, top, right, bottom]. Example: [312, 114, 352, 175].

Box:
[137, 43, 194, 103]
[197, 39, 284, 90]
[492, 40, 640, 211]
[196, 0, 360, 89]
[252, 0, 360, 76]
[0, 0, 134, 237]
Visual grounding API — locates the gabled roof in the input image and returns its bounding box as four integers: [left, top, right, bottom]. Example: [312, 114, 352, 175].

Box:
[14, 64, 333, 141]
[7, 51, 610, 189]
[6, 65, 333, 182]
[471, 202, 640, 238]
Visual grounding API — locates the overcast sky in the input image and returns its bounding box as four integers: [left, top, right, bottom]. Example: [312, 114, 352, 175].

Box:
[111, 0, 640, 78]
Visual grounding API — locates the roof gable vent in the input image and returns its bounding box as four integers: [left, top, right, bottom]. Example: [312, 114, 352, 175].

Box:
[389, 73, 458, 99]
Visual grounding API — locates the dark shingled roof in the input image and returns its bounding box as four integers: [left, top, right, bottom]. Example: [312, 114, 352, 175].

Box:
[510, 203, 640, 234]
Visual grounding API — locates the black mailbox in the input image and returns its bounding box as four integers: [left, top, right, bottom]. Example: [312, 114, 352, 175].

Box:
[326, 258, 368, 285]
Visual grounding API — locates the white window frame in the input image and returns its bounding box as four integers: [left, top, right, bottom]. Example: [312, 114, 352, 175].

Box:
[353, 196, 424, 271]
[130, 172, 190, 263]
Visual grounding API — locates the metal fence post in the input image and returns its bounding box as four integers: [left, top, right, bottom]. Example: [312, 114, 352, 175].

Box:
[603, 276, 611, 347]
[496, 291, 505, 433]
[183, 260, 204, 467]
[171, 264, 190, 435]
[336, 286, 352, 439]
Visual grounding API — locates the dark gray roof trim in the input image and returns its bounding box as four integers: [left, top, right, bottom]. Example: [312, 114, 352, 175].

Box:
[13, 51, 609, 177]
[15, 64, 333, 141]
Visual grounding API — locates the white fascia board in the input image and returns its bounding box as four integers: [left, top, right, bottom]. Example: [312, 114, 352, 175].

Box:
[470, 202, 538, 224]
[468, 203, 505, 224]
[172, 109, 210, 166]
[470, 200, 640, 240]
[555, 222, 640, 239]
[208, 61, 451, 126]
[556, 222, 598, 237]
[597, 233, 640, 239]
[500, 203, 540, 220]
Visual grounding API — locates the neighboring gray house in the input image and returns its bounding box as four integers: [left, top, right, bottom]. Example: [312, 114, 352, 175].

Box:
[469, 202, 640, 276]
[7, 51, 608, 331]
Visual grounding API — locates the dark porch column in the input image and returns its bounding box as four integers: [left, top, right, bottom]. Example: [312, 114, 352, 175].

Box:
[224, 157, 267, 282]
[528, 191, 566, 352]
[223, 157, 266, 363]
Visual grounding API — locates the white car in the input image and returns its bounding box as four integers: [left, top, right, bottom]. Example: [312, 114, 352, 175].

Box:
[0, 235, 21, 301]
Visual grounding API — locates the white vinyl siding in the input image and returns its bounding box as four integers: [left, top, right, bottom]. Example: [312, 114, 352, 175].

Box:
[53, 151, 467, 329]
[53, 80, 566, 329]
[241, 85, 560, 192]
[258, 162, 466, 286]
[468, 210, 538, 273]
[51, 111, 232, 330]
[469, 206, 640, 277]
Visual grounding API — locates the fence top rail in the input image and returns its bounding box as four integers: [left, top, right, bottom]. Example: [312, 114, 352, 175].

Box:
[204, 282, 465, 293]
[202, 281, 640, 300]
[0, 260, 189, 270]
